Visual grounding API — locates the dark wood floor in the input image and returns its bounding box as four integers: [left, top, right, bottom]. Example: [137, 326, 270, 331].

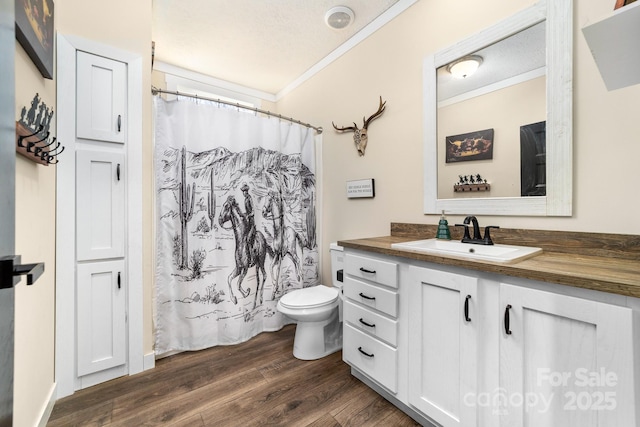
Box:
[48, 325, 420, 426]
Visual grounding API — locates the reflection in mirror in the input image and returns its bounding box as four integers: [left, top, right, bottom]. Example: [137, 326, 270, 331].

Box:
[423, 0, 573, 216]
[437, 22, 546, 200]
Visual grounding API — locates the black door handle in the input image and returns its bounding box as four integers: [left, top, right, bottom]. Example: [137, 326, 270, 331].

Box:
[117, 272, 121, 289]
[357, 347, 374, 358]
[0, 255, 45, 288]
[359, 292, 376, 300]
[117, 163, 121, 181]
[504, 304, 512, 335]
[464, 295, 471, 322]
[359, 267, 376, 274]
[117, 115, 122, 132]
[359, 318, 375, 328]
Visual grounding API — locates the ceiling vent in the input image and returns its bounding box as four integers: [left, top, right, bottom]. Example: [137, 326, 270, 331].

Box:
[325, 6, 355, 30]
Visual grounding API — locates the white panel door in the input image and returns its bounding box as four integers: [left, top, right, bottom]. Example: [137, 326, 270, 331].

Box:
[76, 51, 126, 143]
[77, 260, 126, 376]
[499, 284, 636, 427]
[76, 150, 125, 261]
[408, 266, 479, 427]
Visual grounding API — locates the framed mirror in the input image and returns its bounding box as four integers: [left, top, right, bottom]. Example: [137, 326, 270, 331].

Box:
[423, 0, 572, 216]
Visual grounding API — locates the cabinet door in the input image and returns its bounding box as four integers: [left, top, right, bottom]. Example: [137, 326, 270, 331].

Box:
[76, 51, 126, 143]
[499, 284, 636, 427]
[408, 266, 478, 427]
[77, 260, 126, 376]
[76, 150, 125, 261]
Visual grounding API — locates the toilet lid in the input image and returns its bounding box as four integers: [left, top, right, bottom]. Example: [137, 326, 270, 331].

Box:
[279, 286, 339, 309]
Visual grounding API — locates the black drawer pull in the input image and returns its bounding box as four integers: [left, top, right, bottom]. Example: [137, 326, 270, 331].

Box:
[117, 272, 121, 289]
[358, 347, 374, 358]
[359, 267, 376, 274]
[117, 163, 121, 181]
[504, 304, 512, 335]
[359, 318, 375, 328]
[359, 292, 376, 300]
[464, 295, 471, 322]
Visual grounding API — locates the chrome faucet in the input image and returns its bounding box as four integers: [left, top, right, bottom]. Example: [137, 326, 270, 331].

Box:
[455, 216, 499, 245]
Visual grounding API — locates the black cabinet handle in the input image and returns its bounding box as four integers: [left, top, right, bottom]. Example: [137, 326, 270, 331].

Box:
[359, 318, 375, 328]
[117, 115, 122, 132]
[117, 163, 121, 181]
[464, 295, 471, 322]
[359, 292, 376, 300]
[358, 347, 374, 358]
[504, 304, 512, 335]
[117, 272, 121, 289]
[359, 267, 376, 274]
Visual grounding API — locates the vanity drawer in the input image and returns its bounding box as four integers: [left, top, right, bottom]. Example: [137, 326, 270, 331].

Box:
[343, 324, 398, 393]
[345, 253, 398, 289]
[344, 300, 397, 347]
[343, 277, 398, 318]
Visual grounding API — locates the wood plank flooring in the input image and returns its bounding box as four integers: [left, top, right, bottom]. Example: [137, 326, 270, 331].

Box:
[48, 325, 420, 426]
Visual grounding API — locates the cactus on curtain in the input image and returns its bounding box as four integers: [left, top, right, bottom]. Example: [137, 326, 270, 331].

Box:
[154, 96, 319, 354]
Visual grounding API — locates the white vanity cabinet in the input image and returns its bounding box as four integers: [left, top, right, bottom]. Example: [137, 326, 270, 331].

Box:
[342, 252, 399, 394]
[341, 246, 639, 427]
[499, 283, 636, 427]
[407, 266, 479, 427]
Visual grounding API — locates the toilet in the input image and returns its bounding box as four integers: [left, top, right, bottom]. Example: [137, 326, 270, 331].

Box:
[277, 243, 344, 360]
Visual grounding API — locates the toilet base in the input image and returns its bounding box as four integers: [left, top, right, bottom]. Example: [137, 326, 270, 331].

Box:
[292, 311, 343, 360]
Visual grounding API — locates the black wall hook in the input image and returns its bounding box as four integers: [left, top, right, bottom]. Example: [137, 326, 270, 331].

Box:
[16, 94, 64, 166]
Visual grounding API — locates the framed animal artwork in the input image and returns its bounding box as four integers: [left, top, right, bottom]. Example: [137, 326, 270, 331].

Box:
[445, 128, 494, 163]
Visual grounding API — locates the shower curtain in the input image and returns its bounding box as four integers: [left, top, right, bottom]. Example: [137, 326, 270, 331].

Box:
[154, 96, 319, 354]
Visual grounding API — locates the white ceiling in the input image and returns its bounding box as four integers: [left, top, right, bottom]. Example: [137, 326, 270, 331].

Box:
[152, 0, 401, 95]
[437, 21, 546, 102]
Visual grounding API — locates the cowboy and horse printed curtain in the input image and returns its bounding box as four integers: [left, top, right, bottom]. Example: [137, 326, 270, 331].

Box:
[154, 97, 319, 353]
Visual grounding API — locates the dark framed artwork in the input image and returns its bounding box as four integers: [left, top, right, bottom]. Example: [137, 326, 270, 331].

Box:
[15, 0, 54, 79]
[445, 128, 494, 163]
[520, 121, 546, 196]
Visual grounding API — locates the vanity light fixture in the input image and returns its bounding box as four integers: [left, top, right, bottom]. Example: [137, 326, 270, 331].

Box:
[447, 55, 483, 79]
[325, 6, 355, 30]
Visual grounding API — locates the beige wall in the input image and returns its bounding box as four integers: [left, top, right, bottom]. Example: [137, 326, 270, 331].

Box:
[276, 0, 640, 282]
[14, 43, 57, 427]
[14, 0, 152, 423]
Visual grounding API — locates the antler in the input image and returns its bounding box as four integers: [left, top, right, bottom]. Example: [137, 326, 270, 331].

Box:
[332, 121, 359, 132]
[362, 96, 386, 130]
[332, 96, 387, 156]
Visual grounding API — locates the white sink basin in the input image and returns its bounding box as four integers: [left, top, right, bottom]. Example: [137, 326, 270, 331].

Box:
[391, 239, 542, 263]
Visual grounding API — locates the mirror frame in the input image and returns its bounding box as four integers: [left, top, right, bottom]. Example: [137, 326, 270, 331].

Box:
[424, 0, 572, 216]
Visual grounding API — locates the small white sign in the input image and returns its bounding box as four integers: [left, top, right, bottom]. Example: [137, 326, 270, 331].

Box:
[347, 179, 375, 199]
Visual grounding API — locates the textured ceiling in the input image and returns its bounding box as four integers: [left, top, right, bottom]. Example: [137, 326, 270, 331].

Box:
[438, 22, 546, 101]
[152, 0, 400, 94]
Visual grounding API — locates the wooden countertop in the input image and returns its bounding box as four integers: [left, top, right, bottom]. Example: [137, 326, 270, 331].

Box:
[338, 224, 640, 299]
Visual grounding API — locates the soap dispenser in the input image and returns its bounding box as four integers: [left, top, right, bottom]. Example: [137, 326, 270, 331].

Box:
[436, 210, 451, 240]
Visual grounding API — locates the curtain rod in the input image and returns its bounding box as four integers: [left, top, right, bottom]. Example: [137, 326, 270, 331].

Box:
[151, 87, 323, 134]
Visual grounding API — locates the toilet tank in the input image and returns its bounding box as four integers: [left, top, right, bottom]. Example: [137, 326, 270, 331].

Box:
[329, 242, 344, 289]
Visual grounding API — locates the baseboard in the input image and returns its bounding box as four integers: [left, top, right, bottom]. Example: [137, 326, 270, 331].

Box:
[351, 368, 437, 427]
[37, 382, 57, 427]
[143, 351, 156, 370]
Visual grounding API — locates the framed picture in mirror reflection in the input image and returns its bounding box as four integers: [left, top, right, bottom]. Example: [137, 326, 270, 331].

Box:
[445, 128, 493, 163]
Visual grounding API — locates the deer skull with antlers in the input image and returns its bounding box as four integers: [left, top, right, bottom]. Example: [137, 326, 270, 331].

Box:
[332, 96, 386, 156]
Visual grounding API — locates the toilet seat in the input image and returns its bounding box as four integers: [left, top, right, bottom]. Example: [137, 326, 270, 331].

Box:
[279, 286, 339, 310]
